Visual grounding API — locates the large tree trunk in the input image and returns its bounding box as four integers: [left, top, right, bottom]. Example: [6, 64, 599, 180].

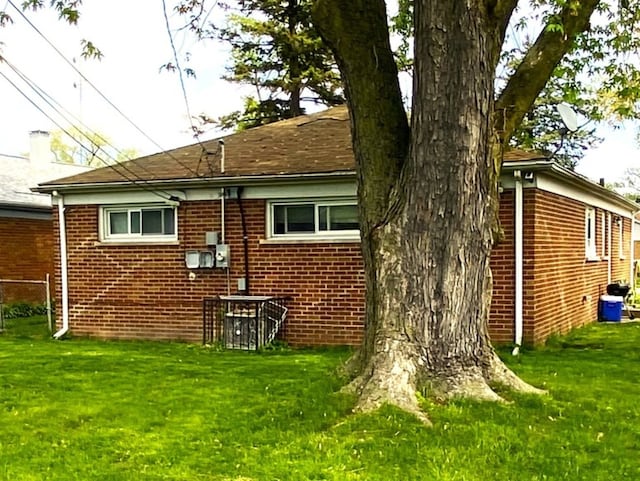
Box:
[313, 0, 600, 421]
[314, 0, 543, 420]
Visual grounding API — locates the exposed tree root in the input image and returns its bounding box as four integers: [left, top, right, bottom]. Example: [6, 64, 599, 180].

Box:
[345, 345, 546, 425]
[427, 366, 505, 403]
[485, 351, 548, 395]
[345, 338, 431, 425]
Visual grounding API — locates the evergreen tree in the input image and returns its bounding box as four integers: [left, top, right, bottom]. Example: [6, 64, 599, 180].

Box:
[196, 0, 344, 130]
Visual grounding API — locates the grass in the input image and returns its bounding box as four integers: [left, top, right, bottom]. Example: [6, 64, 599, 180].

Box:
[1, 319, 640, 480]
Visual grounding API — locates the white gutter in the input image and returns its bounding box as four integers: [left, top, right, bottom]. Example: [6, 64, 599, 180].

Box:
[512, 170, 524, 355]
[33, 171, 358, 195]
[53, 192, 70, 339]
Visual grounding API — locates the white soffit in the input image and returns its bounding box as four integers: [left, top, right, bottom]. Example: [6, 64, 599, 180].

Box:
[61, 180, 357, 205]
[535, 172, 635, 218]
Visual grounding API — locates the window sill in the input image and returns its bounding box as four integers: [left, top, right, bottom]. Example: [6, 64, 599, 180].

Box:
[96, 239, 180, 247]
[260, 236, 360, 245]
[585, 256, 601, 263]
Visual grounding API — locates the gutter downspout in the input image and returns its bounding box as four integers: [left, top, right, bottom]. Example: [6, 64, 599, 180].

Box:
[608, 212, 612, 285]
[632, 212, 640, 294]
[237, 187, 250, 295]
[53, 192, 70, 339]
[219, 140, 230, 295]
[512, 171, 524, 355]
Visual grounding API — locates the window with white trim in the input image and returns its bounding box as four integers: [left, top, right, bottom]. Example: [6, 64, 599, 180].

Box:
[268, 200, 359, 239]
[585, 207, 597, 259]
[101, 205, 177, 242]
[619, 217, 626, 259]
[601, 211, 607, 258]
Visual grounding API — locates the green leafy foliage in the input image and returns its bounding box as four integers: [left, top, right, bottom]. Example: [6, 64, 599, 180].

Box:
[181, 0, 344, 131]
[500, 0, 640, 163]
[2, 301, 48, 319]
[21, 0, 81, 24]
[49, 127, 138, 167]
[613, 166, 640, 198]
[388, 0, 640, 165]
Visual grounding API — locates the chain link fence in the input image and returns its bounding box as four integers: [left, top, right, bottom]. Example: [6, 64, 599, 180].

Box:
[0, 275, 53, 334]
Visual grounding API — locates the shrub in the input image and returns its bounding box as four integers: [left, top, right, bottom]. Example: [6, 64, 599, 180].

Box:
[2, 302, 49, 319]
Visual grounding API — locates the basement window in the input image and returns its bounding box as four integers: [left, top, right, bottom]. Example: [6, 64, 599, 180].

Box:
[268, 200, 359, 240]
[101, 205, 177, 242]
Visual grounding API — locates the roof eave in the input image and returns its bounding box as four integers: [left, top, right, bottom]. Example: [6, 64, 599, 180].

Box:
[0, 201, 51, 213]
[34, 170, 358, 194]
[502, 160, 639, 212]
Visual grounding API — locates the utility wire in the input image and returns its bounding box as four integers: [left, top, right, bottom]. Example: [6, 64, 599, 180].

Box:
[1, 55, 161, 180]
[0, 57, 176, 198]
[0, 69, 175, 202]
[161, 0, 211, 160]
[7, 0, 204, 177]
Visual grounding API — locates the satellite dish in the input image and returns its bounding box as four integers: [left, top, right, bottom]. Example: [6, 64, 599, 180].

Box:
[557, 103, 578, 132]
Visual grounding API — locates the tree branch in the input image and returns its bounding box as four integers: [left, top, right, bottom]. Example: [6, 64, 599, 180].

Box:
[312, 0, 409, 229]
[488, 0, 519, 44]
[495, 0, 600, 145]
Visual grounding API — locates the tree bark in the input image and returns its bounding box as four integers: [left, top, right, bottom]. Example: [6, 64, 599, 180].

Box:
[313, 0, 595, 421]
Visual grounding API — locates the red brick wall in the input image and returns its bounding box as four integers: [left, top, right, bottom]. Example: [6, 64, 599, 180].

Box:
[0, 216, 54, 303]
[488, 191, 516, 344]
[55, 200, 364, 345]
[523, 190, 632, 345]
[54, 191, 632, 346]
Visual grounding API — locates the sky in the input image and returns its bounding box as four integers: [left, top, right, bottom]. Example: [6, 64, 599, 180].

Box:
[0, 0, 637, 185]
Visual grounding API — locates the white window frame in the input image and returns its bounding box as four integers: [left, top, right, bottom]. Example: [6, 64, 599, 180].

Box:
[601, 211, 607, 259]
[100, 204, 178, 243]
[619, 217, 626, 259]
[585, 207, 598, 261]
[267, 199, 359, 240]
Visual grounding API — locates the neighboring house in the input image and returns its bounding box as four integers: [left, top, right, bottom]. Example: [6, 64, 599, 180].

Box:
[0, 131, 92, 303]
[634, 214, 640, 261]
[36, 107, 638, 346]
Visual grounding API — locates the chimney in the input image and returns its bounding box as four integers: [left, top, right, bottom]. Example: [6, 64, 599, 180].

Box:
[599, 178, 605, 187]
[28, 130, 54, 166]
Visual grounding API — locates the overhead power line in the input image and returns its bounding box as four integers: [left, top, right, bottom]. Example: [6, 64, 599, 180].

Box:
[1, 55, 161, 180]
[6, 0, 205, 178]
[161, 0, 213, 165]
[0, 68, 176, 202]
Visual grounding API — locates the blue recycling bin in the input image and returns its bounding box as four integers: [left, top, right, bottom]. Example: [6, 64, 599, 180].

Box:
[599, 295, 624, 322]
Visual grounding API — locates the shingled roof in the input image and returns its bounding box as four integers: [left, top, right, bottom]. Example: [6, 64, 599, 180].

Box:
[39, 105, 546, 189]
[40, 106, 355, 187]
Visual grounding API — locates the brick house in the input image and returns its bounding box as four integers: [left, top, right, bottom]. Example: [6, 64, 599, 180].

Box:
[0, 131, 91, 303]
[36, 106, 638, 346]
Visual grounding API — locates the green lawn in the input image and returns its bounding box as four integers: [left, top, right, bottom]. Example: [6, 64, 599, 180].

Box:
[1, 318, 640, 480]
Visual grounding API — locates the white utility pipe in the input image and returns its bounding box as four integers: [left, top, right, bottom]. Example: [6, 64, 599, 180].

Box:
[219, 140, 226, 244]
[53, 192, 70, 339]
[607, 212, 612, 285]
[45, 273, 52, 333]
[513, 171, 524, 355]
[220, 188, 226, 244]
[631, 211, 640, 289]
